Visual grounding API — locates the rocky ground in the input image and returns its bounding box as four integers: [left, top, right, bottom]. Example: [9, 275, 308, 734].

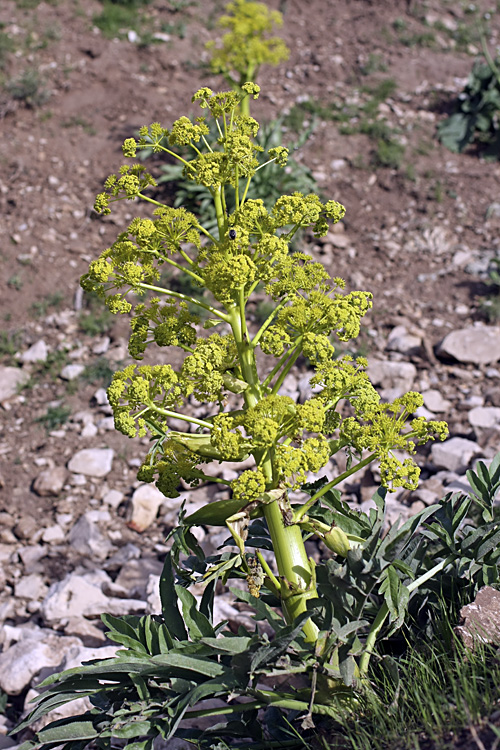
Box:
[1, 0, 500, 746]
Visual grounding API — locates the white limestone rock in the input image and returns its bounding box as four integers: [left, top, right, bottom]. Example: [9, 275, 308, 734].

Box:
[68, 448, 114, 477]
[41, 572, 147, 624]
[14, 574, 48, 602]
[32, 465, 67, 496]
[386, 325, 422, 356]
[60, 363, 85, 381]
[69, 512, 114, 560]
[0, 366, 30, 402]
[468, 406, 500, 430]
[437, 326, 500, 365]
[127, 484, 165, 532]
[367, 359, 417, 396]
[422, 389, 452, 413]
[20, 340, 48, 363]
[0, 630, 82, 695]
[430, 437, 482, 473]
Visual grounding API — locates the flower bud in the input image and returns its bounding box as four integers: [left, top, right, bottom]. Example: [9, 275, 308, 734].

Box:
[323, 526, 350, 557]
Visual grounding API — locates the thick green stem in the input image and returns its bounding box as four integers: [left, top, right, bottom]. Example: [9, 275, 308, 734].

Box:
[229, 306, 262, 409]
[263, 500, 319, 643]
[229, 304, 318, 643]
[148, 405, 213, 430]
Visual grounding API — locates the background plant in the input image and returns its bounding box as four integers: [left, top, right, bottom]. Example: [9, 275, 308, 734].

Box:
[438, 40, 500, 159]
[144, 0, 304, 234]
[206, 0, 289, 114]
[15, 82, 458, 749]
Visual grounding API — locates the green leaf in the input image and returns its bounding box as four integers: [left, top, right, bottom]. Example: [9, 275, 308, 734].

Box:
[175, 585, 215, 639]
[231, 587, 283, 630]
[379, 565, 409, 629]
[488, 452, 500, 486]
[34, 716, 99, 745]
[101, 613, 142, 641]
[159, 553, 187, 641]
[200, 578, 215, 622]
[121, 740, 154, 750]
[14, 691, 98, 734]
[339, 653, 357, 687]
[184, 497, 263, 526]
[200, 635, 253, 654]
[476, 528, 500, 560]
[249, 611, 311, 673]
[475, 460, 491, 489]
[102, 719, 155, 739]
[169, 676, 242, 738]
[146, 652, 228, 679]
[467, 469, 490, 504]
[438, 112, 475, 153]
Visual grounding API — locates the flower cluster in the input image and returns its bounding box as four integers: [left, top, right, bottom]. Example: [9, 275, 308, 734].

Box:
[206, 1, 289, 85]
[83, 81, 448, 513]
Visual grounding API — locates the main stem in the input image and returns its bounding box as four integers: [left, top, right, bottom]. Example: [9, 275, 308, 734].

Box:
[263, 501, 319, 642]
[229, 305, 319, 643]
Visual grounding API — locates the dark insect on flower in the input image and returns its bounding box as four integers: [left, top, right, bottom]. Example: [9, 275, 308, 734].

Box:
[229, 229, 237, 240]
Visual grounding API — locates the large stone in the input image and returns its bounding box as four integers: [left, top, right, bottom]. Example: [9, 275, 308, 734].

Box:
[367, 359, 417, 395]
[68, 448, 114, 477]
[422, 389, 452, 414]
[127, 484, 165, 532]
[0, 631, 82, 694]
[41, 574, 110, 622]
[60, 363, 85, 381]
[468, 406, 500, 430]
[14, 574, 48, 601]
[41, 573, 147, 623]
[115, 557, 164, 598]
[69, 513, 113, 560]
[386, 325, 422, 356]
[0, 366, 30, 402]
[20, 340, 48, 363]
[430, 436, 482, 473]
[32, 465, 67, 496]
[455, 586, 500, 649]
[437, 326, 500, 365]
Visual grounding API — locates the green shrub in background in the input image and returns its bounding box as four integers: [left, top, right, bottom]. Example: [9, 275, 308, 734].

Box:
[438, 41, 500, 159]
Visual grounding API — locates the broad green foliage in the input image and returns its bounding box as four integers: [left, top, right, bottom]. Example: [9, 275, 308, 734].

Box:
[16, 458, 500, 749]
[438, 46, 500, 158]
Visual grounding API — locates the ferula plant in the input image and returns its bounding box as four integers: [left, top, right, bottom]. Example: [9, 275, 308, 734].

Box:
[17, 84, 455, 750]
[206, 0, 289, 114]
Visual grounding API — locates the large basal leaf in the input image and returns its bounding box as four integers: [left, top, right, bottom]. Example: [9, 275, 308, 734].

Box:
[438, 112, 474, 153]
[29, 716, 99, 747]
